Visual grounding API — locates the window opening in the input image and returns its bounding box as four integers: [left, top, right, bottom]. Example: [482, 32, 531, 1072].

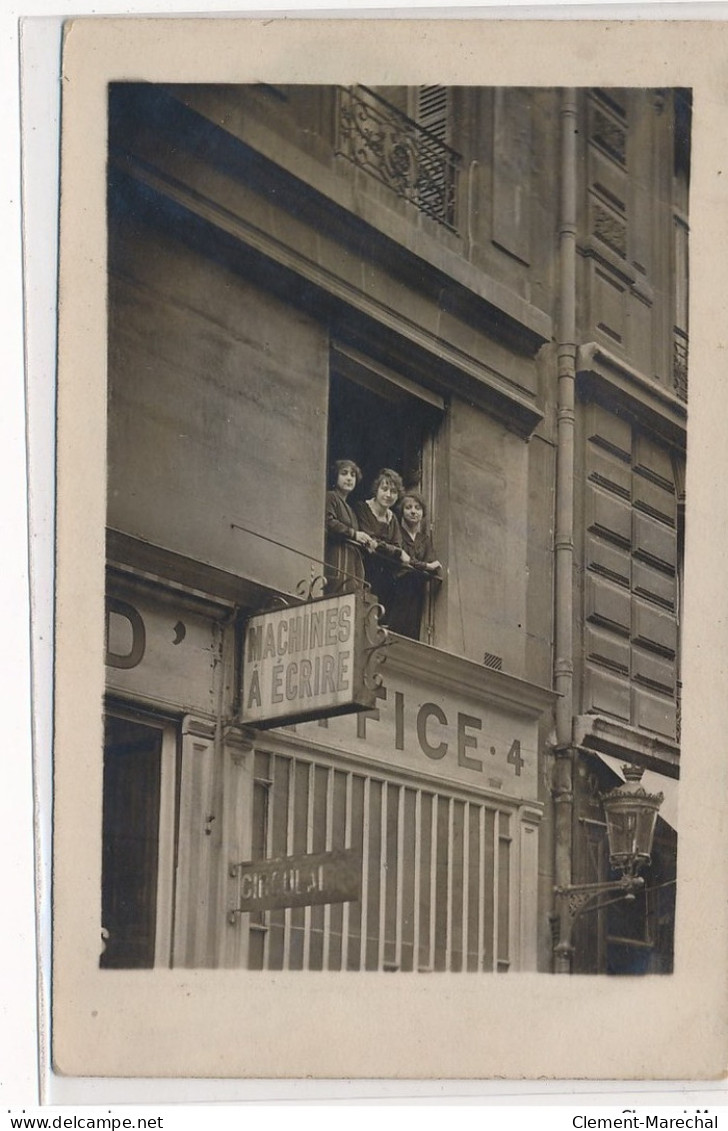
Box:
[326, 361, 444, 641]
[328, 370, 438, 497]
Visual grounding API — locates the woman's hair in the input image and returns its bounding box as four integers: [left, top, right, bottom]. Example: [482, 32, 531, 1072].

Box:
[398, 490, 427, 519]
[331, 458, 362, 487]
[370, 467, 404, 498]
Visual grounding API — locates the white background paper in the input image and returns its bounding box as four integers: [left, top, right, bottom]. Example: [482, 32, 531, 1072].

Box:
[7, 0, 728, 1113]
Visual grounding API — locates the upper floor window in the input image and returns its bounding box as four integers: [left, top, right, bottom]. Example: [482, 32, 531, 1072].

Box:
[335, 85, 460, 231]
[326, 345, 445, 642]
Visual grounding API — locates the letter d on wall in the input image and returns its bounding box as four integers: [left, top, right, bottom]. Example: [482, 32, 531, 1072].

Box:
[105, 598, 146, 669]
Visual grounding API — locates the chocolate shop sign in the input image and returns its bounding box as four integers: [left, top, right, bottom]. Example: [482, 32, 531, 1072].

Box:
[229, 848, 362, 915]
[241, 591, 386, 728]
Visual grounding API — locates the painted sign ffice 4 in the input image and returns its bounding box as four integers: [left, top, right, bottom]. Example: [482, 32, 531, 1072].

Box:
[241, 591, 386, 728]
[293, 647, 544, 805]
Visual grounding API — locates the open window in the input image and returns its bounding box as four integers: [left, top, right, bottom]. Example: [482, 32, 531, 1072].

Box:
[328, 345, 444, 503]
[326, 344, 445, 641]
[100, 709, 178, 968]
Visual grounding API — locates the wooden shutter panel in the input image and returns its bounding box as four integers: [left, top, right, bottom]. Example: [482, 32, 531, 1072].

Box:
[418, 85, 449, 140]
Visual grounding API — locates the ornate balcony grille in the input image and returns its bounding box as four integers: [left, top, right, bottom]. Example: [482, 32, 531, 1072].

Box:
[673, 329, 688, 402]
[336, 85, 460, 231]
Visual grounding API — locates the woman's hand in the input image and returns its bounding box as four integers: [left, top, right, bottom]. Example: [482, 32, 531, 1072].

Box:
[425, 560, 442, 573]
[400, 550, 412, 566]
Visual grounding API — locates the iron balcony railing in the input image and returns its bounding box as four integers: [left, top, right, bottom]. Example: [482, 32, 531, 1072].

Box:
[336, 85, 460, 232]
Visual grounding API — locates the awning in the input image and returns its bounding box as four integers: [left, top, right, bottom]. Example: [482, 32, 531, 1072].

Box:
[591, 752, 679, 833]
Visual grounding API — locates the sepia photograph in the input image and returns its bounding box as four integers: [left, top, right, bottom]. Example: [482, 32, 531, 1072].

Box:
[50, 18, 728, 1081]
[102, 79, 684, 977]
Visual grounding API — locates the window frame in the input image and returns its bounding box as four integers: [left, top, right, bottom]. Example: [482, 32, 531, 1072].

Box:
[327, 342, 446, 643]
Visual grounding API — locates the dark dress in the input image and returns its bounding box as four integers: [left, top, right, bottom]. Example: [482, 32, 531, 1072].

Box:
[324, 490, 365, 595]
[355, 500, 405, 618]
[387, 525, 441, 639]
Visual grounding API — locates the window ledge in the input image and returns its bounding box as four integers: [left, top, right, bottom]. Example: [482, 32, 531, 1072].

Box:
[388, 633, 557, 720]
[573, 712, 680, 776]
[577, 342, 687, 450]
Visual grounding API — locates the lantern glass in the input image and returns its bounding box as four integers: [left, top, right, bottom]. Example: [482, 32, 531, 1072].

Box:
[601, 765, 664, 876]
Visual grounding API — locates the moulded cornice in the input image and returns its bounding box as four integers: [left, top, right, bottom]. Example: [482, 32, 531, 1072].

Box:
[573, 712, 680, 776]
[109, 85, 550, 438]
[111, 155, 545, 439]
[223, 723, 256, 764]
[577, 238, 637, 288]
[107, 529, 301, 614]
[159, 85, 553, 353]
[386, 634, 557, 720]
[577, 342, 687, 450]
[182, 714, 217, 741]
[106, 558, 237, 619]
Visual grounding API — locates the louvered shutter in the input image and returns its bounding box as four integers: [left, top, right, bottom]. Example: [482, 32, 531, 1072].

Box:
[417, 85, 449, 140]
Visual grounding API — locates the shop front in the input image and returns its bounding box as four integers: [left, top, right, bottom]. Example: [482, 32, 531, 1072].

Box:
[103, 571, 553, 973]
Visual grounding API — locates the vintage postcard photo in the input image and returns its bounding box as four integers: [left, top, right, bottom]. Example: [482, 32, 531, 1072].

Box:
[51, 17, 728, 1080]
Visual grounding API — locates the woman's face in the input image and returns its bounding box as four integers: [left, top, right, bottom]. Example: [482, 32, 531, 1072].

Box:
[376, 479, 399, 509]
[337, 465, 357, 494]
[402, 497, 423, 526]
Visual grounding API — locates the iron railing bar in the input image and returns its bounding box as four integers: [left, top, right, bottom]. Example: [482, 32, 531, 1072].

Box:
[351, 84, 462, 160]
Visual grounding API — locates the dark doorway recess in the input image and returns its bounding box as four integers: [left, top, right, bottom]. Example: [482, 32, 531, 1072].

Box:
[327, 369, 441, 505]
[101, 716, 163, 969]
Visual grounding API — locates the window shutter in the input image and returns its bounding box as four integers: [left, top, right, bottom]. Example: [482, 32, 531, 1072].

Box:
[417, 85, 449, 141]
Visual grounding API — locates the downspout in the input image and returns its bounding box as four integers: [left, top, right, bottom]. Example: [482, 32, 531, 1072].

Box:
[552, 89, 578, 973]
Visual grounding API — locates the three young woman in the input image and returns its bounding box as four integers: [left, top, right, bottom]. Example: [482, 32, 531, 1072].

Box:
[324, 460, 442, 639]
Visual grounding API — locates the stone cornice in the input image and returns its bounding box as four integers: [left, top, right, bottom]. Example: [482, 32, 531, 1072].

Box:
[573, 712, 680, 777]
[258, 725, 547, 814]
[182, 714, 217, 741]
[387, 634, 557, 720]
[111, 154, 544, 439]
[223, 723, 256, 764]
[107, 529, 299, 614]
[162, 85, 553, 353]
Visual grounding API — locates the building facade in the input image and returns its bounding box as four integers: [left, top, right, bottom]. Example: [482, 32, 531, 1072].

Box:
[102, 84, 687, 974]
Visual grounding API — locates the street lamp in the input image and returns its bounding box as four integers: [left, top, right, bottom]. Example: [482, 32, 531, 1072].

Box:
[553, 763, 664, 973]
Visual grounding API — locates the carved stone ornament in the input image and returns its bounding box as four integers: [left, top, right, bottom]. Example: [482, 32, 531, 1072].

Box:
[593, 202, 627, 258]
[592, 107, 627, 166]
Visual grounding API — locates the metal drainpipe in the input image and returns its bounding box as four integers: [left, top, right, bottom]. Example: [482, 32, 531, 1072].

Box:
[552, 88, 578, 974]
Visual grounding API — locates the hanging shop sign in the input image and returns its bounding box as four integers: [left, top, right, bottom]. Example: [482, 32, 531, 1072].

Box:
[230, 848, 362, 914]
[241, 590, 388, 728]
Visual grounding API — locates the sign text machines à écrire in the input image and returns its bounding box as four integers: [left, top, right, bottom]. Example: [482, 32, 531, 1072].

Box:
[241, 590, 387, 728]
